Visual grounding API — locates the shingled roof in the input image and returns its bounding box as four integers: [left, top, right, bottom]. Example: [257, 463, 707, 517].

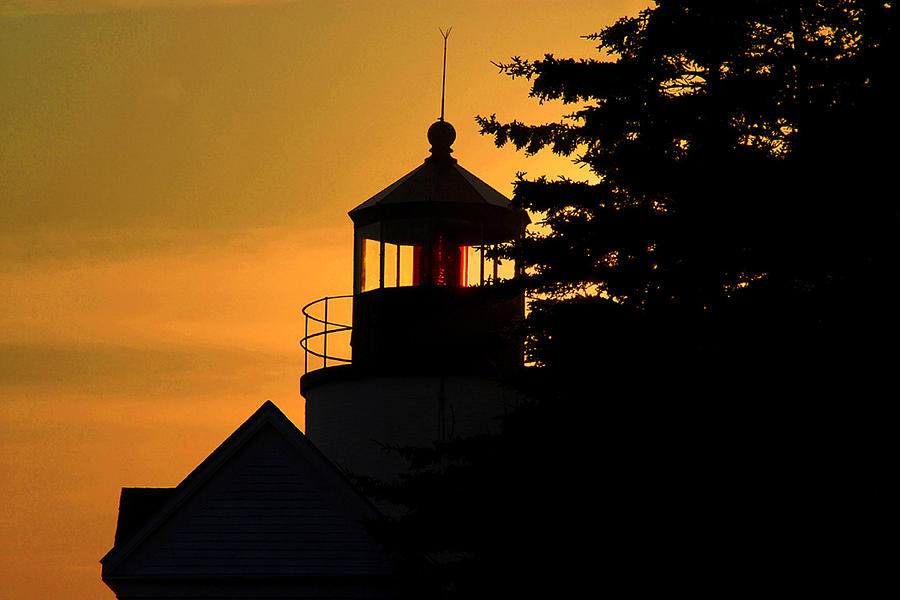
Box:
[101, 401, 395, 599]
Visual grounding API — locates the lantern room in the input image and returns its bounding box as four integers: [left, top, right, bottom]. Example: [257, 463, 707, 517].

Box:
[349, 120, 526, 294]
[346, 120, 528, 373]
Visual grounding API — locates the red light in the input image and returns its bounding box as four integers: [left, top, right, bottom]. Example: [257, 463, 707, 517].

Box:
[413, 235, 467, 287]
[458, 245, 468, 287]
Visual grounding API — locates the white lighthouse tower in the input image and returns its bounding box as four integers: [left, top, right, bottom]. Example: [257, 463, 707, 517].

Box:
[300, 118, 528, 480]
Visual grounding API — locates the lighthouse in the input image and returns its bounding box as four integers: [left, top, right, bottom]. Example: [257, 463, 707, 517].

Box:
[100, 120, 530, 600]
[100, 32, 533, 597]
[300, 119, 529, 480]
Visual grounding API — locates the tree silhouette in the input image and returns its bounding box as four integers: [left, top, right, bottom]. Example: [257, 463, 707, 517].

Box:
[367, 2, 894, 597]
[478, 0, 895, 383]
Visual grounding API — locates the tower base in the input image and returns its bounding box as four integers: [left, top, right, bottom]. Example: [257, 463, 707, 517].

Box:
[302, 366, 520, 482]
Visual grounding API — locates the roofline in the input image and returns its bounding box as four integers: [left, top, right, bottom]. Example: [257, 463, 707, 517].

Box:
[348, 160, 514, 216]
[101, 400, 381, 572]
[349, 162, 428, 215]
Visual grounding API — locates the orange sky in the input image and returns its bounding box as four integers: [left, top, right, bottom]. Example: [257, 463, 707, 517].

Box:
[0, 1, 648, 598]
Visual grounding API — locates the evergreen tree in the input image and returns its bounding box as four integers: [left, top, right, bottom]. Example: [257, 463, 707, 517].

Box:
[478, 0, 895, 384]
[368, 2, 894, 597]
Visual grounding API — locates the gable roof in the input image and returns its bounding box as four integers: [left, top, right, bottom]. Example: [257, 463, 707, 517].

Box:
[101, 401, 390, 581]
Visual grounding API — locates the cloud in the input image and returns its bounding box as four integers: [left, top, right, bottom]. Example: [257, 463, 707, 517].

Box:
[1, 0, 298, 17]
[0, 227, 269, 265]
[0, 342, 294, 397]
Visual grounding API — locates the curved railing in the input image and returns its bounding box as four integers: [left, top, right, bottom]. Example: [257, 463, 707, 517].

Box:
[300, 294, 353, 374]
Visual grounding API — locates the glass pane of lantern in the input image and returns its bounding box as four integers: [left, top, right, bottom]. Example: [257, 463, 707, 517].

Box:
[467, 246, 483, 286]
[363, 238, 381, 292]
[383, 243, 398, 288]
[399, 245, 414, 287]
[458, 246, 468, 287]
[412, 237, 469, 287]
[432, 236, 454, 286]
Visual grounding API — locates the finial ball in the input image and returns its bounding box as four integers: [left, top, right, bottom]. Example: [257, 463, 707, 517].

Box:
[428, 120, 456, 152]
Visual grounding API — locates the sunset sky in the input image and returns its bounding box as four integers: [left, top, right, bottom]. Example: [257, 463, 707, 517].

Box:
[1, 1, 648, 598]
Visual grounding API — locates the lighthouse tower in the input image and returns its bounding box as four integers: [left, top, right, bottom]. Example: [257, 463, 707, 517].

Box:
[300, 119, 528, 480]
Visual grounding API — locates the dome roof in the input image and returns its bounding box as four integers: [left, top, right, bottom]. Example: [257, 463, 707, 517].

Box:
[348, 121, 528, 244]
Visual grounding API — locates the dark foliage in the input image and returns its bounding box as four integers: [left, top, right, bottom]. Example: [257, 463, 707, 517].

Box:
[365, 2, 895, 597]
[477, 0, 895, 374]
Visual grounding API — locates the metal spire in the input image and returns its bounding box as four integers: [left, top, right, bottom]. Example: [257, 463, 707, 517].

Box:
[439, 27, 452, 122]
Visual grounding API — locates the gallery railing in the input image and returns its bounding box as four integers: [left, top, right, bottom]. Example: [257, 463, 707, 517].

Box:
[300, 294, 352, 374]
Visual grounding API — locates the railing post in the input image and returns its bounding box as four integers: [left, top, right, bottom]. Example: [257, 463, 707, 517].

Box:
[304, 313, 309, 374]
[323, 296, 329, 369]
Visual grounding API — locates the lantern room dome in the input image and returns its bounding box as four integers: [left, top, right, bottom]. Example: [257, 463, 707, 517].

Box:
[348, 121, 528, 246]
